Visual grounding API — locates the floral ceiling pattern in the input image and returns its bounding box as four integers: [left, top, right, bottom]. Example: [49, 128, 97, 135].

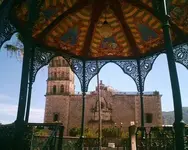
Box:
[10, 0, 188, 59]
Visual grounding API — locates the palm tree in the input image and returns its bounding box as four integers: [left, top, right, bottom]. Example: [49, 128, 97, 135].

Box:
[3, 33, 24, 59]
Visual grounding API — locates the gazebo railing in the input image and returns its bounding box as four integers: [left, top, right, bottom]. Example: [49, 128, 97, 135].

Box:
[0, 123, 16, 150]
[135, 126, 188, 150]
[0, 122, 64, 150]
[28, 123, 64, 150]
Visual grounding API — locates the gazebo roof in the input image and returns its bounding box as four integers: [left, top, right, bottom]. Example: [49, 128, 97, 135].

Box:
[11, 0, 188, 60]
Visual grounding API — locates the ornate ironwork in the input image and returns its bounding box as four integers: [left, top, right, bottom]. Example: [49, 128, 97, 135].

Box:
[115, 55, 158, 92]
[28, 42, 188, 94]
[138, 55, 159, 92]
[27, 123, 64, 150]
[0, 1, 17, 49]
[135, 126, 176, 150]
[31, 47, 56, 84]
[174, 43, 188, 70]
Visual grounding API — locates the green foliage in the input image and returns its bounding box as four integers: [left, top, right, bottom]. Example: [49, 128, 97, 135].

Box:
[2, 33, 24, 59]
[63, 141, 77, 150]
[69, 127, 129, 138]
[102, 127, 118, 137]
[84, 128, 97, 138]
[153, 91, 159, 96]
[4, 44, 20, 52]
[69, 127, 97, 138]
[34, 128, 49, 136]
[69, 127, 81, 136]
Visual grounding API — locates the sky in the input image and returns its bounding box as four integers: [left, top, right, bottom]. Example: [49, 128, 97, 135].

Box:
[0, 33, 188, 124]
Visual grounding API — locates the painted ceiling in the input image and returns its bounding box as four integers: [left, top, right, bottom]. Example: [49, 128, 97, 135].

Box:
[12, 0, 188, 59]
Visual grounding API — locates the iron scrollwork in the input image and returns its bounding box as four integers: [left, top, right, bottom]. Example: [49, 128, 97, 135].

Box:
[31, 47, 56, 84]
[115, 55, 158, 92]
[84, 60, 109, 92]
[0, 0, 17, 49]
[138, 54, 159, 92]
[174, 43, 188, 70]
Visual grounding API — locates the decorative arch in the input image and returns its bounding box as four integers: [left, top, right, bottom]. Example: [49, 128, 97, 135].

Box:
[27, 43, 188, 93]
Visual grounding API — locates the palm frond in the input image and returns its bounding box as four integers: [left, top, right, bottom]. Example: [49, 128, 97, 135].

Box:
[4, 44, 19, 52]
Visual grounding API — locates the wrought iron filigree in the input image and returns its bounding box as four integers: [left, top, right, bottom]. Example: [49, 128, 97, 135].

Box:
[136, 126, 176, 150]
[138, 54, 159, 92]
[83, 60, 110, 92]
[30, 46, 160, 93]
[0, 1, 17, 48]
[31, 47, 56, 84]
[174, 43, 188, 70]
[115, 55, 158, 92]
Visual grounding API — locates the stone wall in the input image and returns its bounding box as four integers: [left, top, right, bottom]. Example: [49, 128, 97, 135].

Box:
[44, 89, 162, 135]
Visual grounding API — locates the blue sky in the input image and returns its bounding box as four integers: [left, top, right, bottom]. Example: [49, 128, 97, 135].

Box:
[0, 33, 188, 124]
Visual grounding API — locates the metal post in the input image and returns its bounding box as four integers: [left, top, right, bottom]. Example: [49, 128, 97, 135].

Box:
[96, 61, 102, 150]
[137, 60, 145, 129]
[25, 46, 35, 123]
[160, 0, 185, 149]
[15, 40, 31, 149]
[80, 60, 86, 150]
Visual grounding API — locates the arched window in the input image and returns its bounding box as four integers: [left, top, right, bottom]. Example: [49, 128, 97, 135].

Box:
[53, 113, 59, 122]
[53, 85, 56, 94]
[54, 72, 57, 78]
[61, 72, 64, 78]
[62, 60, 64, 66]
[60, 85, 64, 93]
[55, 60, 58, 67]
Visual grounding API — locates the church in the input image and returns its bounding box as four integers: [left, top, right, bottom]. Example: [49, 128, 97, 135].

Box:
[44, 57, 163, 135]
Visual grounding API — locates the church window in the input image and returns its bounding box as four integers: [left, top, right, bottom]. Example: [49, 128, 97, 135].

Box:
[53, 113, 59, 122]
[55, 60, 58, 67]
[62, 72, 64, 78]
[145, 113, 153, 123]
[60, 85, 64, 93]
[53, 85, 56, 94]
[54, 72, 57, 78]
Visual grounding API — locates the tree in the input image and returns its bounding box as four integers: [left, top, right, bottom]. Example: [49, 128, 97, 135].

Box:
[3, 33, 24, 59]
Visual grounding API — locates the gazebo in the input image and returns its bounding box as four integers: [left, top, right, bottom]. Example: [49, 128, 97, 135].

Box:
[0, 0, 188, 149]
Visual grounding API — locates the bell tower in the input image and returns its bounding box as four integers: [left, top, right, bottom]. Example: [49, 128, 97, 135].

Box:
[44, 57, 74, 135]
[46, 56, 75, 96]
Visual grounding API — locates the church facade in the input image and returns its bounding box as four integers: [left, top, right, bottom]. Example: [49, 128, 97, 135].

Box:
[44, 57, 163, 135]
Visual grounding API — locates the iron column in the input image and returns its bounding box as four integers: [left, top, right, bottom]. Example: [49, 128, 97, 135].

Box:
[80, 60, 86, 149]
[25, 46, 35, 122]
[15, 39, 31, 149]
[159, 0, 185, 149]
[137, 59, 145, 138]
